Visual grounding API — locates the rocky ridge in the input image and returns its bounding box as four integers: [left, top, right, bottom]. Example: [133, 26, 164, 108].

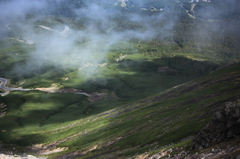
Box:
[192, 99, 240, 150]
[133, 99, 240, 159]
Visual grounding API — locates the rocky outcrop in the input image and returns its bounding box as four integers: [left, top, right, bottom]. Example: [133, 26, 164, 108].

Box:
[114, 0, 134, 9]
[192, 99, 240, 150]
[0, 153, 45, 159]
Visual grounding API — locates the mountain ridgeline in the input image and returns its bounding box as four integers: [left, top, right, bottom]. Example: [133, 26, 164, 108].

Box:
[0, 0, 240, 158]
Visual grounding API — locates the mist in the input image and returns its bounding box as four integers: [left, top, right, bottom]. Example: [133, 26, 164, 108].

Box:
[0, 0, 178, 79]
[0, 0, 239, 79]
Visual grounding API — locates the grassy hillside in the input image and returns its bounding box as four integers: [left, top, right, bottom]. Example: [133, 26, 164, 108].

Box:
[48, 63, 240, 158]
[0, 0, 240, 158]
[1, 62, 239, 158]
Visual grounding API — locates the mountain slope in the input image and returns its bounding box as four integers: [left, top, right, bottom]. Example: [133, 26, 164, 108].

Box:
[26, 63, 239, 158]
[0, 0, 240, 158]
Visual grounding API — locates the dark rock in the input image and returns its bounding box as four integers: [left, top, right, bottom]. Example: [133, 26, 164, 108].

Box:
[213, 111, 224, 121]
[237, 154, 240, 159]
[192, 99, 240, 150]
[227, 120, 236, 128]
[226, 129, 234, 138]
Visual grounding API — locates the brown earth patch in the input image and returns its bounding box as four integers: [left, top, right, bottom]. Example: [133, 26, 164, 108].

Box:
[35, 84, 59, 93]
[88, 89, 119, 102]
[29, 143, 68, 155]
[0, 103, 7, 118]
[157, 66, 178, 73]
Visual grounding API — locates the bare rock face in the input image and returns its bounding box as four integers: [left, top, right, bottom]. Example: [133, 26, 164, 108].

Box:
[114, 0, 134, 9]
[0, 153, 45, 159]
[192, 99, 240, 150]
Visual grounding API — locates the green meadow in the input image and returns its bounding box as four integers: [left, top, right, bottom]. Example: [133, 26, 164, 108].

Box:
[0, 1, 240, 158]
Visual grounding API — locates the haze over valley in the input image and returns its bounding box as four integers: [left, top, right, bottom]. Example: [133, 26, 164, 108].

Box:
[0, 0, 240, 158]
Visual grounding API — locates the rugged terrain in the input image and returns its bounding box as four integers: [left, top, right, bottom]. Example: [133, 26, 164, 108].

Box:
[0, 0, 240, 158]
